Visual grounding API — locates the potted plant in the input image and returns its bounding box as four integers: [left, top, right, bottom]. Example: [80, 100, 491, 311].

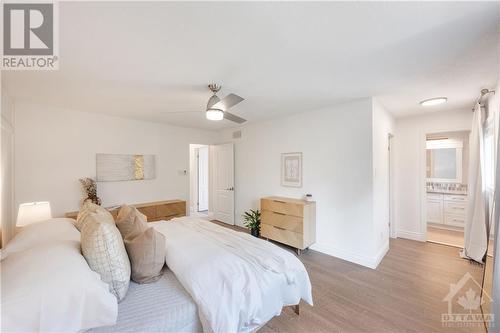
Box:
[243, 209, 261, 238]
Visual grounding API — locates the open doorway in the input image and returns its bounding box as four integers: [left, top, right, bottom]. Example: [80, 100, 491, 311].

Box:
[189, 144, 209, 217]
[425, 130, 470, 247]
[189, 143, 235, 224]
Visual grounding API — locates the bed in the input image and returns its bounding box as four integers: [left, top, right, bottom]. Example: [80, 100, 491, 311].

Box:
[2, 216, 311, 333]
[151, 216, 313, 333]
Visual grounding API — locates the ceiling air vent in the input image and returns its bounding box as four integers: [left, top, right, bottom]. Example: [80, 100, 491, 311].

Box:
[232, 130, 242, 139]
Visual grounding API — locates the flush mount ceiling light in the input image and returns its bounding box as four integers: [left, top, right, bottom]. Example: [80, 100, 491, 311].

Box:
[420, 97, 447, 107]
[206, 109, 224, 121]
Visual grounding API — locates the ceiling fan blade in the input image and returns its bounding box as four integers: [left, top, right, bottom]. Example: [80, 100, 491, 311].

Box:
[223, 111, 246, 124]
[160, 111, 202, 114]
[212, 94, 244, 111]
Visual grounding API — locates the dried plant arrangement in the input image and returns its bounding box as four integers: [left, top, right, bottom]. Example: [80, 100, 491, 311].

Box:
[79, 177, 101, 205]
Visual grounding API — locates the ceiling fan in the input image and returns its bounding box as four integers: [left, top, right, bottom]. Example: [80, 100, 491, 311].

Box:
[163, 84, 246, 123]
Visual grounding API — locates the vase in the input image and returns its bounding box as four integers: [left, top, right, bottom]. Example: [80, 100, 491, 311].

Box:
[251, 228, 260, 238]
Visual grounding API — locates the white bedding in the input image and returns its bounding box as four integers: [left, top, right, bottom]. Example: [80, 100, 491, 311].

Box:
[88, 268, 202, 333]
[152, 217, 313, 333]
[1, 219, 117, 333]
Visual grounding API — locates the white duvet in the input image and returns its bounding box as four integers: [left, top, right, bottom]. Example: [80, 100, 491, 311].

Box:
[152, 217, 313, 333]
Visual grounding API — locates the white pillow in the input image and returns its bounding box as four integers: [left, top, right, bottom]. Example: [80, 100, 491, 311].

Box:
[81, 215, 131, 301]
[76, 202, 115, 231]
[1, 240, 118, 332]
[1, 218, 80, 259]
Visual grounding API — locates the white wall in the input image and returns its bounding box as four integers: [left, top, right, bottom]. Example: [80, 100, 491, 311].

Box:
[488, 75, 500, 330]
[220, 98, 388, 268]
[14, 102, 219, 218]
[1, 88, 15, 246]
[394, 109, 472, 241]
[372, 99, 395, 254]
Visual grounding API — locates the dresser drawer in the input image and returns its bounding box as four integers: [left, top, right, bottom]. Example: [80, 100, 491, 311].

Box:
[157, 202, 185, 217]
[261, 223, 304, 249]
[444, 201, 466, 214]
[261, 210, 303, 233]
[261, 198, 303, 217]
[153, 213, 184, 222]
[443, 194, 467, 203]
[427, 193, 443, 200]
[444, 213, 465, 227]
[137, 206, 157, 219]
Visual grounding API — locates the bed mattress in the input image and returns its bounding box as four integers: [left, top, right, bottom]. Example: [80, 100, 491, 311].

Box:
[88, 268, 202, 333]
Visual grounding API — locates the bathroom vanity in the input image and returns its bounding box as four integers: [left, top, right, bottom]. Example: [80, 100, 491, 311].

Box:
[426, 137, 468, 229]
[427, 192, 467, 228]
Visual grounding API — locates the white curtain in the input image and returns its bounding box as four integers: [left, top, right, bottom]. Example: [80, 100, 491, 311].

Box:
[461, 104, 488, 262]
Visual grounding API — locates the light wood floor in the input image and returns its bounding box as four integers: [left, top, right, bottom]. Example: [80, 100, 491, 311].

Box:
[427, 225, 494, 257]
[208, 220, 486, 333]
[427, 225, 465, 248]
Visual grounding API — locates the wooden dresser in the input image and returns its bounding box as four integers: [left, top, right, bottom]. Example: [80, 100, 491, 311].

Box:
[260, 196, 316, 254]
[65, 199, 186, 222]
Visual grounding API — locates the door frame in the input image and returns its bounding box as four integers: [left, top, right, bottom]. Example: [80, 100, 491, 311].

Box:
[197, 146, 209, 212]
[189, 144, 209, 215]
[419, 126, 471, 241]
[389, 133, 396, 238]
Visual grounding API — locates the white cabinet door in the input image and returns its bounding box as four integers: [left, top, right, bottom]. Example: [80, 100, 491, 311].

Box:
[211, 143, 234, 225]
[427, 199, 443, 224]
[444, 213, 465, 227]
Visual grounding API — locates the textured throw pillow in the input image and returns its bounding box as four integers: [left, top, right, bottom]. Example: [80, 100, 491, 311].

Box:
[116, 204, 148, 240]
[81, 215, 131, 301]
[125, 227, 166, 284]
[75, 201, 115, 231]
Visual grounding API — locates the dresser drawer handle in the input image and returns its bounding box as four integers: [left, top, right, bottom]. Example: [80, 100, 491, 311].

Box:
[452, 207, 465, 210]
[273, 200, 286, 203]
[273, 226, 286, 230]
[273, 212, 286, 216]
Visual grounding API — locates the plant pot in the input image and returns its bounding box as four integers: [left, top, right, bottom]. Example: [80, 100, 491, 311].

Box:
[251, 228, 260, 238]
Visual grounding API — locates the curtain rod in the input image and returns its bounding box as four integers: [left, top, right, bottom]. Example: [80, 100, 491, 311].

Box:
[472, 88, 495, 111]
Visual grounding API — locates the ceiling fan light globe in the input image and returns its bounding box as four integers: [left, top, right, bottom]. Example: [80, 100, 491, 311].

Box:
[206, 109, 224, 121]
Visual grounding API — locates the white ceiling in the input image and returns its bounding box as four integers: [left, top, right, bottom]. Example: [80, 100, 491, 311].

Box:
[3, 1, 499, 130]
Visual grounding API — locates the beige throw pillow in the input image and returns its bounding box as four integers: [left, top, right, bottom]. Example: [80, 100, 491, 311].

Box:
[75, 201, 115, 231]
[116, 204, 165, 283]
[81, 215, 131, 301]
[116, 205, 148, 240]
[125, 227, 165, 284]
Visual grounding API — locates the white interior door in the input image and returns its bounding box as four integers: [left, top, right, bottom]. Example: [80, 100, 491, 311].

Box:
[212, 143, 234, 225]
[197, 146, 209, 211]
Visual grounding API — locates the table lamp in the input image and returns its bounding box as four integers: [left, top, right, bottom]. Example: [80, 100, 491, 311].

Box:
[16, 202, 52, 227]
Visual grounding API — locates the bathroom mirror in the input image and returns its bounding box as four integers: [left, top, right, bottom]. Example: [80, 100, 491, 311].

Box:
[426, 139, 463, 183]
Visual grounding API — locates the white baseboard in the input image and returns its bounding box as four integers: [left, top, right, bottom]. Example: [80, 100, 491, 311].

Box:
[397, 230, 426, 242]
[373, 240, 390, 268]
[310, 241, 389, 269]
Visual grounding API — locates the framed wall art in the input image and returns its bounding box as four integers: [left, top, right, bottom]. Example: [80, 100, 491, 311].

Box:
[281, 152, 302, 187]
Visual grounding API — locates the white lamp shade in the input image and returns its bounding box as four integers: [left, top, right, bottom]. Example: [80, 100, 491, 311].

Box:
[16, 202, 52, 227]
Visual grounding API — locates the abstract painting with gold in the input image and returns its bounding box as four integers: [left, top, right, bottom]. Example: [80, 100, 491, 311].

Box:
[96, 154, 155, 182]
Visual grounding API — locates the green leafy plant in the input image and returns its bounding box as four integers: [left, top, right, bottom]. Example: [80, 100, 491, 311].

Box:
[243, 209, 261, 232]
